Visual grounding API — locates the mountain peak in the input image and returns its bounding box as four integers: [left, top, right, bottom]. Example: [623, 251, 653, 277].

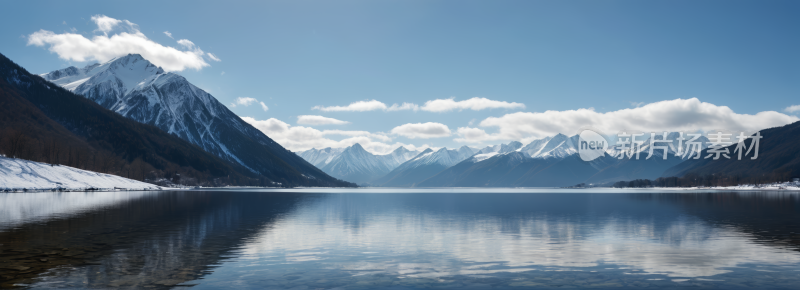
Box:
[106, 54, 163, 73]
[115, 53, 145, 62]
[347, 143, 367, 152]
[391, 146, 410, 154]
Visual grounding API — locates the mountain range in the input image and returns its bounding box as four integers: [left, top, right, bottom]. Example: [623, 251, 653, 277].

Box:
[33, 53, 353, 187]
[298, 145, 422, 184]
[9, 52, 792, 188]
[372, 146, 476, 187]
[298, 132, 720, 187]
[421, 133, 712, 187]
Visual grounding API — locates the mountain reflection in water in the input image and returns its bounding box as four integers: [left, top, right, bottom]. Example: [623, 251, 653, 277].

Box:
[1, 189, 799, 289]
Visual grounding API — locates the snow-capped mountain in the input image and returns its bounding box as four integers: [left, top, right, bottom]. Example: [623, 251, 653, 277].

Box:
[319, 144, 394, 184]
[296, 147, 346, 168]
[420, 132, 713, 187]
[457, 145, 477, 160]
[519, 136, 552, 157]
[296, 145, 421, 184]
[477, 141, 522, 154]
[373, 146, 476, 187]
[42, 54, 350, 186]
[530, 134, 579, 159]
[377, 146, 422, 169]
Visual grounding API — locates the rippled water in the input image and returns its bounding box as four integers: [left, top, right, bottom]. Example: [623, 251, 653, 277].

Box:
[1, 188, 799, 289]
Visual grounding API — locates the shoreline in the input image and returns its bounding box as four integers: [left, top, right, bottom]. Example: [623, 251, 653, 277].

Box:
[4, 184, 800, 193]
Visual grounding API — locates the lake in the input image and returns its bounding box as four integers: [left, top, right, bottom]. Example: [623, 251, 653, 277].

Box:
[1, 188, 799, 289]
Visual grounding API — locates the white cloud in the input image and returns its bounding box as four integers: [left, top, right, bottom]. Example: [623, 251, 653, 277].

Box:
[207, 53, 221, 62]
[163, 31, 173, 39]
[297, 115, 350, 125]
[312, 100, 387, 112]
[321, 130, 391, 142]
[312, 98, 522, 113]
[455, 98, 799, 143]
[391, 122, 452, 139]
[631, 101, 645, 108]
[176, 39, 196, 49]
[260, 102, 269, 111]
[421, 97, 525, 112]
[221, 71, 226, 75]
[387, 102, 420, 111]
[241, 117, 425, 154]
[27, 15, 210, 71]
[784, 105, 800, 113]
[91, 15, 124, 35]
[230, 97, 258, 108]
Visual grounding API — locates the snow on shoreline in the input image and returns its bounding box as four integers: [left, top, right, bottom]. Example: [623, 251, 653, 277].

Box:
[0, 156, 161, 192]
[605, 182, 800, 191]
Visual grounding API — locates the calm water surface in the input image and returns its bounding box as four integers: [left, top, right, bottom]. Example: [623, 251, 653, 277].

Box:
[1, 188, 800, 289]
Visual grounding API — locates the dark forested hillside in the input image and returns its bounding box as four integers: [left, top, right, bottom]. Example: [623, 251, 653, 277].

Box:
[662, 121, 800, 183]
[0, 52, 355, 187]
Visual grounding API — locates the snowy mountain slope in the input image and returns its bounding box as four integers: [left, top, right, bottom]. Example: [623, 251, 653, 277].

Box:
[319, 144, 394, 184]
[531, 134, 579, 159]
[373, 146, 476, 187]
[42, 54, 350, 187]
[376, 146, 422, 170]
[519, 137, 552, 157]
[477, 141, 521, 154]
[0, 157, 159, 191]
[296, 147, 346, 168]
[296, 146, 420, 179]
[457, 146, 477, 160]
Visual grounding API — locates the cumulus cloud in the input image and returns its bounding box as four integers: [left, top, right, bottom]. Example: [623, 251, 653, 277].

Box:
[421, 97, 525, 112]
[785, 105, 800, 113]
[297, 115, 350, 125]
[312, 100, 387, 112]
[260, 102, 269, 111]
[390, 122, 452, 139]
[455, 98, 798, 143]
[27, 15, 211, 71]
[241, 117, 427, 154]
[163, 31, 173, 39]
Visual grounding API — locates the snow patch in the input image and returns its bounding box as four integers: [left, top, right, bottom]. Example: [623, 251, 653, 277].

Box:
[0, 157, 160, 191]
[472, 152, 499, 162]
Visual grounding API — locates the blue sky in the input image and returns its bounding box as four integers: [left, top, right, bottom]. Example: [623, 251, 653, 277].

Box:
[2, 0, 798, 153]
